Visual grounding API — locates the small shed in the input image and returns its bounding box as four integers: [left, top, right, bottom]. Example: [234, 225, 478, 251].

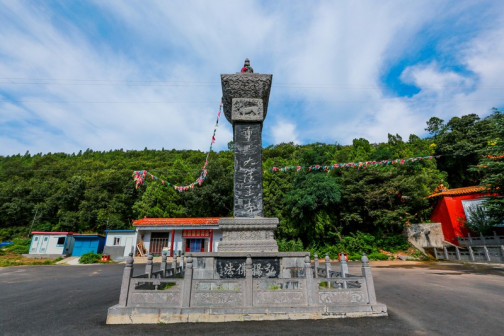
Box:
[72, 234, 106, 256]
[28, 232, 75, 258]
[103, 230, 137, 260]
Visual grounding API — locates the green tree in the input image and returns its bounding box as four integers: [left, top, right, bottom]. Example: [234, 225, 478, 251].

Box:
[471, 109, 504, 227]
[283, 173, 341, 245]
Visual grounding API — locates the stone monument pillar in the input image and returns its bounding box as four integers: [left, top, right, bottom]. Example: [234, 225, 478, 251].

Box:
[218, 59, 278, 252]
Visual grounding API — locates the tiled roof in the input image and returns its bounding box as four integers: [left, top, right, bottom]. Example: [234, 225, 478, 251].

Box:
[427, 185, 488, 198]
[132, 217, 224, 226]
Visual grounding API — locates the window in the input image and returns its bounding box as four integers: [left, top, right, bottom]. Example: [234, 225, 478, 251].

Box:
[113, 237, 121, 246]
[56, 237, 65, 246]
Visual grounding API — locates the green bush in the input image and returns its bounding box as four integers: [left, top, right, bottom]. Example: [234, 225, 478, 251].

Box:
[367, 252, 391, 261]
[307, 231, 411, 259]
[375, 234, 410, 252]
[277, 238, 304, 252]
[3, 238, 31, 254]
[78, 252, 102, 264]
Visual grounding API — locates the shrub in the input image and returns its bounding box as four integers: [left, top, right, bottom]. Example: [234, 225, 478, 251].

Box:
[367, 252, 391, 261]
[277, 238, 304, 252]
[79, 252, 102, 264]
[3, 238, 31, 254]
[307, 231, 412, 259]
[375, 234, 410, 252]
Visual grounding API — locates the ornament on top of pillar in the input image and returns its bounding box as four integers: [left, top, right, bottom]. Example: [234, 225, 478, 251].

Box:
[241, 58, 254, 73]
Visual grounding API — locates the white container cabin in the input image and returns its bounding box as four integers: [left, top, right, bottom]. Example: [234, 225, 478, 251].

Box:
[28, 232, 75, 258]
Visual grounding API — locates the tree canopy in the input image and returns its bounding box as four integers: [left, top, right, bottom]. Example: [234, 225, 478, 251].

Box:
[1, 110, 502, 246]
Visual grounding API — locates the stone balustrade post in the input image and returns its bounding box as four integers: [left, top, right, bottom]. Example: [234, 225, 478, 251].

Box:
[361, 253, 377, 305]
[304, 254, 315, 306]
[483, 246, 491, 262]
[433, 247, 438, 259]
[325, 253, 331, 288]
[500, 245, 504, 263]
[340, 253, 349, 277]
[325, 253, 331, 278]
[468, 233, 472, 245]
[313, 254, 319, 278]
[145, 253, 153, 278]
[443, 246, 449, 260]
[172, 255, 178, 273]
[468, 246, 475, 261]
[455, 246, 461, 260]
[340, 254, 348, 289]
[118, 253, 134, 307]
[480, 233, 486, 245]
[182, 255, 193, 307]
[245, 255, 253, 307]
[161, 252, 167, 277]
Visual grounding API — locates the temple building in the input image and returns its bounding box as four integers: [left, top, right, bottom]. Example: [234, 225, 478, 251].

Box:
[428, 185, 496, 245]
[132, 217, 224, 256]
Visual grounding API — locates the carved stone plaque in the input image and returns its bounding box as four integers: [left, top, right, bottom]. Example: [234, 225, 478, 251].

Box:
[231, 98, 264, 122]
[216, 257, 280, 279]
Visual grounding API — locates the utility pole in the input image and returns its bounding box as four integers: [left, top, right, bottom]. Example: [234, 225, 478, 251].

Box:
[28, 207, 39, 236]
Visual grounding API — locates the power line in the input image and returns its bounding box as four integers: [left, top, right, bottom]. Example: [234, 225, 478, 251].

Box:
[1, 77, 503, 90]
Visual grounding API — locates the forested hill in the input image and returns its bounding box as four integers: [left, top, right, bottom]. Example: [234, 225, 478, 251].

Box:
[1, 110, 502, 245]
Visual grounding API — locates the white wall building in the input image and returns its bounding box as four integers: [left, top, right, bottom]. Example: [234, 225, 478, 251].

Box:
[103, 230, 137, 259]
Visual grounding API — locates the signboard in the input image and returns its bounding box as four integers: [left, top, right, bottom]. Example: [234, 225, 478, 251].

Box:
[182, 230, 210, 238]
[216, 257, 280, 279]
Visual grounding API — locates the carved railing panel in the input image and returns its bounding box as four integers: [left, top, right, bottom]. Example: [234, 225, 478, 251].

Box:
[128, 278, 184, 307]
[190, 280, 245, 307]
[316, 277, 369, 305]
[254, 279, 307, 306]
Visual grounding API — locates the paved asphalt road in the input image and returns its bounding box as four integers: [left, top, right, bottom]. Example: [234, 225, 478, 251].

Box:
[0, 261, 503, 336]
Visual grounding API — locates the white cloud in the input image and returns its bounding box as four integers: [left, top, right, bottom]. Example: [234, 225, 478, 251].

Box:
[270, 120, 300, 145]
[0, 0, 503, 156]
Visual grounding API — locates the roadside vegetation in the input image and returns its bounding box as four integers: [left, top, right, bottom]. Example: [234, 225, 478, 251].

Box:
[78, 252, 102, 264]
[0, 109, 502, 260]
[0, 238, 62, 267]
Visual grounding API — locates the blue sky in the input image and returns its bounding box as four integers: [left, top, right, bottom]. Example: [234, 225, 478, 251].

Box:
[1, 0, 503, 156]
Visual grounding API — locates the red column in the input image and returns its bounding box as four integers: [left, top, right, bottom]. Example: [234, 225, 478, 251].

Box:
[169, 229, 175, 257]
[209, 229, 213, 252]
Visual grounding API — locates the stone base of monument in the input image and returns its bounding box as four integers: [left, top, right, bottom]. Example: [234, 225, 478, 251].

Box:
[107, 304, 387, 324]
[106, 252, 387, 324]
[217, 218, 279, 252]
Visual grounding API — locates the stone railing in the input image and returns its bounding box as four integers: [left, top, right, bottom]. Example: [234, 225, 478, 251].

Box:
[433, 245, 504, 263]
[117, 252, 379, 310]
[457, 233, 504, 247]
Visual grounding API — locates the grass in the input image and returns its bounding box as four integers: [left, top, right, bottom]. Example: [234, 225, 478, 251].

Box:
[0, 254, 62, 267]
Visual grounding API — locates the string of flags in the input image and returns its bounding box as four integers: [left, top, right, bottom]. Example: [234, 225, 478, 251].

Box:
[270, 155, 441, 172]
[133, 103, 222, 191]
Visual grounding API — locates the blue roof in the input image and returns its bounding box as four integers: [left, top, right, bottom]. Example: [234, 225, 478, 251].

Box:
[74, 234, 105, 238]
